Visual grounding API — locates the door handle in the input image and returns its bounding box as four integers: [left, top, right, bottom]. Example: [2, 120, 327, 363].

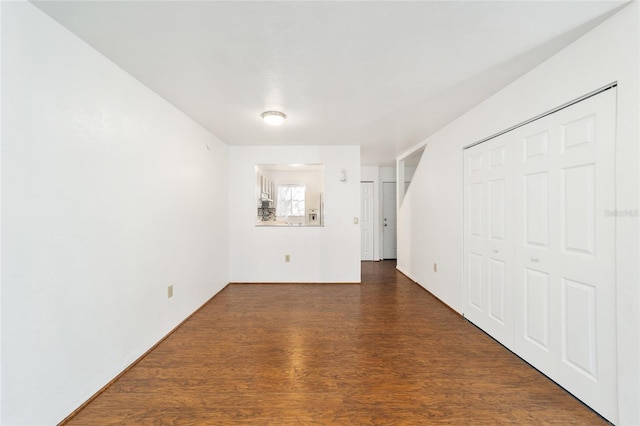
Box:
[530, 257, 539, 263]
[492, 249, 499, 253]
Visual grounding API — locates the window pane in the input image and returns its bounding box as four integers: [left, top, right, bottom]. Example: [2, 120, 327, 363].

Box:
[276, 186, 290, 216]
[292, 186, 305, 200]
[292, 200, 305, 216]
[276, 184, 305, 217]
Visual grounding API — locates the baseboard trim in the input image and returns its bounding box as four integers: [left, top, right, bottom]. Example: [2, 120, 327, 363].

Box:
[395, 266, 463, 318]
[58, 282, 231, 425]
[395, 265, 418, 283]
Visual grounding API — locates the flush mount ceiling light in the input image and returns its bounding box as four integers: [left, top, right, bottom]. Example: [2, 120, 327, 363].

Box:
[261, 111, 286, 126]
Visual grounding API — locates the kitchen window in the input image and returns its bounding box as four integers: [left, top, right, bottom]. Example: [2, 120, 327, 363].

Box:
[276, 184, 306, 217]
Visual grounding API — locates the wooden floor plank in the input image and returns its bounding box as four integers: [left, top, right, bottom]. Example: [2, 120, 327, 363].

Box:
[63, 261, 607, 425]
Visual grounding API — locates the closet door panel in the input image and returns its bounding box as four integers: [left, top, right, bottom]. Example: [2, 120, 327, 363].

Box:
[524, 268, 550, 351]
[524, 171, 550, 248]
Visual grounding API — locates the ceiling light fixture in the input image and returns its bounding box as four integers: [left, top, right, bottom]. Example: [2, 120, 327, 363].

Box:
[261, 111, 286, 126]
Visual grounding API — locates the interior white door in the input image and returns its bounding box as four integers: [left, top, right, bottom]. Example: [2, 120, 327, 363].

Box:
[512, 89, 617, 422]
[382, 182, 397, 259]
[361, 182, 374, 261]
[463, 88, 617, 423]
[463, 135, 515, 348]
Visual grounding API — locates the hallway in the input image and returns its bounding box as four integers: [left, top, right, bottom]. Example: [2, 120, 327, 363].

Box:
[64, 261, 605, 424]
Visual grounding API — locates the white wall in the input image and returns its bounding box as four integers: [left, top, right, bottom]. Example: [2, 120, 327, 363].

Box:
[1, 3, 230, 425]
[397, 3, 639, 424]
[379, 166, 396, 183]
[230, 146, 360, 282]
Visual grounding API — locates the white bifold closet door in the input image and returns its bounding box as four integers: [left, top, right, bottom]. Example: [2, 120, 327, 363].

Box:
[464, 131, 515, 348]
[463, 88, 617, 423]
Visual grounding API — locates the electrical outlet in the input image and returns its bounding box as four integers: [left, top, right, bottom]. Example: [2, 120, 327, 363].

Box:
[433, 263, 438, 272]
[168, 285, 174, 298]
[285, 254, 291, 262]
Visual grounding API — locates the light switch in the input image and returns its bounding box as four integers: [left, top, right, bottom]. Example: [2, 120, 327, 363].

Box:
[354, 217, 359, 224]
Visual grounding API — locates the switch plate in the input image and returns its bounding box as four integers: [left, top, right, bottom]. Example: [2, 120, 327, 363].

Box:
[433, 263, 438, 272]
[168, 285, 174, 298]
[285, 254, 291, 262]
[354, 217, 359, 224]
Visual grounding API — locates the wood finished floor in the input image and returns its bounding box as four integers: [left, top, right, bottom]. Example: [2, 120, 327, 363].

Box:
[65, 261, 606, 425]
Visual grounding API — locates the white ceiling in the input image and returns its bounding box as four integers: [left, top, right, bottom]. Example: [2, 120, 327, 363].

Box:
[32, 1, 626, 165]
